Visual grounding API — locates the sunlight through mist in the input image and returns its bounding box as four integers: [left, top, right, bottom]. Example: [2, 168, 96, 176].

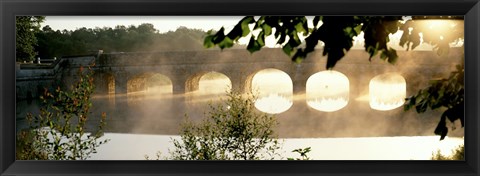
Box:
[252, 69, 293, 114]
[369, 73, 406, 111]
[198, 72, 231, 95]
[306, 71, 349, 112]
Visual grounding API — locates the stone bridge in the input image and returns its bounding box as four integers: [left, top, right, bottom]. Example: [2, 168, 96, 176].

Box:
[92, 48, 462, 100]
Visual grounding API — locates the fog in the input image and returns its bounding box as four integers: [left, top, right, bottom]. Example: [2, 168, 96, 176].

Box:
[79, 52, 464, 139]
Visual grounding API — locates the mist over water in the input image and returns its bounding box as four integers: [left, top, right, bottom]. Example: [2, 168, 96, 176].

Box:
[80, 62, 463, 139]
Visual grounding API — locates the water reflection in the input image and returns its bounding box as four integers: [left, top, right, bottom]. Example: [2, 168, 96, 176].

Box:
[255, 93, 293, 114]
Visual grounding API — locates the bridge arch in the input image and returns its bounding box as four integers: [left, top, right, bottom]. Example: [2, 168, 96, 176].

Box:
[197, 71, 232, 94]
[249, 68, 294, 114]
[93, 72, 115, 94]
[369, 72, 406, 111]
[185, 71, 232, 93]
[306, 70, 350, 112]
[127, 72, 173, 94]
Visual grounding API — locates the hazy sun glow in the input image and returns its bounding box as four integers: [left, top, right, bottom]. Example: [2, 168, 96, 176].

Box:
[306, 71, 349, 112]
[145, 74, 173, 95]
[198, 72, 231, 95]
[252, 69, 293, 114]
[369, 73, 406, 111]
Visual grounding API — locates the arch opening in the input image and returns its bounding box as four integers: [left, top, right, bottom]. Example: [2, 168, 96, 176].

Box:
[127, 73, 172, 94]
[145, 74, 173, 95]
[198, 71, 232, 95]
[369, 73, 406, 111]
[251, 68, 293, 114]
[306, 70, 349, 112]
[127, 73, 173, 106]
[93, 72, 115, 94]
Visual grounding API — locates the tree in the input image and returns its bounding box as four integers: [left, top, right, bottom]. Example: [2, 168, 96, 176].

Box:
[204, 16, 464, 140]
[169, 91, 281, 160]
[35, 24, 209, 58]
[16, 16, 45, 62]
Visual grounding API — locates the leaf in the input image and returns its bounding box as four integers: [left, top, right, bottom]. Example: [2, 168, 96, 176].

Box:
[278, 33, 287, 45]
[247, 36, 261, 53]
[380, 51, 388, 60]
[344, 27, 353, 36]
[434, 116, 448, 140]
[354, 24, 362, 35]
[326, 49, 346, 69]
[257, 32, 265, 46]
[282, 43, 293, 55]
[218, 37, 234, 50]
[262, 23, 272, 36]
[386, 49, 398, 64]
[410, 29, 421, 50]
[313, 16, 322, 29]
[212, 27, 226, 43]
[226, 26, 243, 41]
[203, 35, 215, 48]
[240, 17, 255, 37]
[399, 31, 409, 49]
[295, 22, 306, 34]
[366, 45, 378, 59]
[291, 50, 306, 63]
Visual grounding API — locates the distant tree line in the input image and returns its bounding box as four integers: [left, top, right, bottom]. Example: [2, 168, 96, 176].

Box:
[16, 16, 45, 62]
[34, 24, 210, 60]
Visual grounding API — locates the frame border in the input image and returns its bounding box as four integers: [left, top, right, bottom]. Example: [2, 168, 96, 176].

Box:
[1, 0, 479, 176]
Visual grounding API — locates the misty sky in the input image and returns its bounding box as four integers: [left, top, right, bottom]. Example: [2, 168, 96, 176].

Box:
[42, 16, 456, 51]
[42, 16, 243, 33]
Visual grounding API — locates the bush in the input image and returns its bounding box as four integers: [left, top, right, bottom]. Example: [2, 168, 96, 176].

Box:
[431, 144, 464, 160]
[16, 66, 109, 160]
[287, 147, 312, 160]
[169, 91, 282, 160]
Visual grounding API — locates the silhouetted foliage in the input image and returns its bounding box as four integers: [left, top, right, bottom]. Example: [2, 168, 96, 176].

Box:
[205, 16, 464, 140]
[404, 62, 464, 140]
[205, 16, 463, 69]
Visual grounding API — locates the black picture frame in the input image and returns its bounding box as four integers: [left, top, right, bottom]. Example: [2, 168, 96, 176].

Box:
[1, 0, 479, 175]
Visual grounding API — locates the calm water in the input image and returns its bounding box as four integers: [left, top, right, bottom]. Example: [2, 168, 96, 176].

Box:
[88, 134, 463, 160]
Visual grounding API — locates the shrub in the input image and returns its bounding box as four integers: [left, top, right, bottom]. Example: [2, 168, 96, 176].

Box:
[16, 66, 109, 160]
[287, 147, 312, 160]
[169, 91, 282, 160]
[431, 144, 464, 160]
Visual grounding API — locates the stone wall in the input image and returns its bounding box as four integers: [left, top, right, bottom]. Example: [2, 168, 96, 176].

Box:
[15, 56, 95, 100]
